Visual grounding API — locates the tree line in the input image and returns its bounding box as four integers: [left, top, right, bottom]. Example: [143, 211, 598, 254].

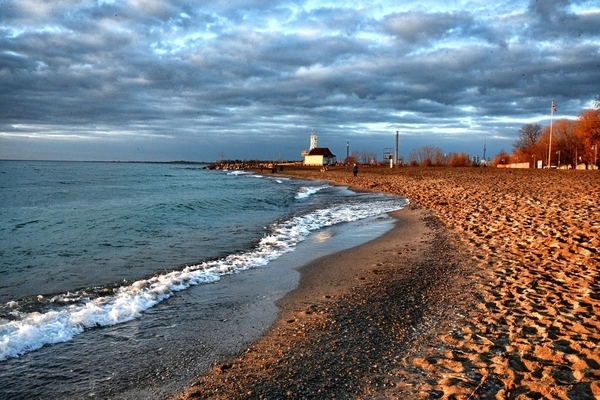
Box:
[506, 96, 600, 168]
[393, 96, 599, 168]
[405, 146, 478, 167]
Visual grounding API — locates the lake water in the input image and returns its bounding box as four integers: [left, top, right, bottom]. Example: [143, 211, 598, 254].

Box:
[0, 161, 408, 399]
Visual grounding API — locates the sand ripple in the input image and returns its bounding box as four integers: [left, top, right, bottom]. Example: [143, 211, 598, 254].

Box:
[285, 167, 600, 399]
[175, 167, 599, 399]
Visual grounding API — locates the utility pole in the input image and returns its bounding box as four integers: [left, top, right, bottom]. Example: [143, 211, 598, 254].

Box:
[395, 131, 399, 166]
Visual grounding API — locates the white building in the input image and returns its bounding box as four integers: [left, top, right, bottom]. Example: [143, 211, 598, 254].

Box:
[301, 130, 337, 166]
[303, 147, 337, 166]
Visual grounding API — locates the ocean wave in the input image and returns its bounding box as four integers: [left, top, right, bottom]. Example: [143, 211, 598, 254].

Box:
[0, 197, 407, 361]
[294, 185, 329, 199]
[226, 170, 250, 176]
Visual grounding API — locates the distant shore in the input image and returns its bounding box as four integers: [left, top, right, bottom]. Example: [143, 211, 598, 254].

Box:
[174, 166, 600, 399]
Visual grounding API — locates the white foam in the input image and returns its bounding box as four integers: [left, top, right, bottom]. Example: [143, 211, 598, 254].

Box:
[294, 185, 329, 199]
[0, 197, 407, 361]
[226, 170, 249, 176]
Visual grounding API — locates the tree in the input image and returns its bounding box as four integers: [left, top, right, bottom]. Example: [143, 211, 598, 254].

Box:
[408, 145, 445, 166]
[514, 123, 542, 152]
[576, 109, 600, 141]
[575, 109, 600, 166]
[512, 148, 534, 167]
[350, 150, 378, 164]
[513, 123, 544, 167]
[433, 149, 446, 166]
[364, 151, 378, 165]
[553, 119, 578, 168]
[491, 150, 511, 167]
[448, 153, 469, 167]
[508, 98, 600, 168]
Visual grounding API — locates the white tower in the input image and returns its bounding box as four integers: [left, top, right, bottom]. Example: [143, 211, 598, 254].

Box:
[309, 130, 317, 150]
[302, 130, 318, 156]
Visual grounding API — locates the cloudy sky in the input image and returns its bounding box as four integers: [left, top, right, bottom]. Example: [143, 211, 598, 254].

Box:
[1, 0, 599, 162]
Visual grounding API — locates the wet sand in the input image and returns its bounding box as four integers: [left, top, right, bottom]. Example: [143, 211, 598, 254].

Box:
[174, 166, 600, 399]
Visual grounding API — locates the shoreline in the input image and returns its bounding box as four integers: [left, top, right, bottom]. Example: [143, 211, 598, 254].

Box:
[174, 205, 476, 399]
[174, 166, 600, 399]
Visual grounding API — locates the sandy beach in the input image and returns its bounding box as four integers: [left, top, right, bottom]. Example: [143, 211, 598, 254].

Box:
[174, 167, 600, 399]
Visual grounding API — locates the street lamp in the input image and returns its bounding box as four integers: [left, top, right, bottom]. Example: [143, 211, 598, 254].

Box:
[556, 150, 560, 169]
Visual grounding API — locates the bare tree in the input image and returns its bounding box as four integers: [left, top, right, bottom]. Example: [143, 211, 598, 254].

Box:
[408, 147, 426, 164]
[408, 145, 445, 166]
[351, 150, 377, 164]
[363, 151, 378, 164]
[513, 123, 542, 152]
[553, 119, 579, 168]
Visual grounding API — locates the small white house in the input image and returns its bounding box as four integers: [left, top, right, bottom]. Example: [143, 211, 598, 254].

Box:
[303, 147, 337, 166]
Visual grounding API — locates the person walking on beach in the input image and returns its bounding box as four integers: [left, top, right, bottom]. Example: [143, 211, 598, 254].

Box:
[352, 163, 358, 177]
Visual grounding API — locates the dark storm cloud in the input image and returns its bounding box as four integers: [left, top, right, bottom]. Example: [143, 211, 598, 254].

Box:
[1, 0, 599, 161]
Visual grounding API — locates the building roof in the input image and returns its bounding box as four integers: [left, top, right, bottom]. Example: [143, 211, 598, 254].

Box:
[307, 147, 335, 156]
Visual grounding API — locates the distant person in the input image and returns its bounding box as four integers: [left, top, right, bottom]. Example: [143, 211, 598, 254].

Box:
[352, 164, 358, 177]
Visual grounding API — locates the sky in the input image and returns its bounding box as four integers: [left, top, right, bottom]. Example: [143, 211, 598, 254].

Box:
[1, 0, 599, 162]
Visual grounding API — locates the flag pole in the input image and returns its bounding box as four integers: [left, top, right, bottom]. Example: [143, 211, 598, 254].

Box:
[547, 100, 555, 168]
